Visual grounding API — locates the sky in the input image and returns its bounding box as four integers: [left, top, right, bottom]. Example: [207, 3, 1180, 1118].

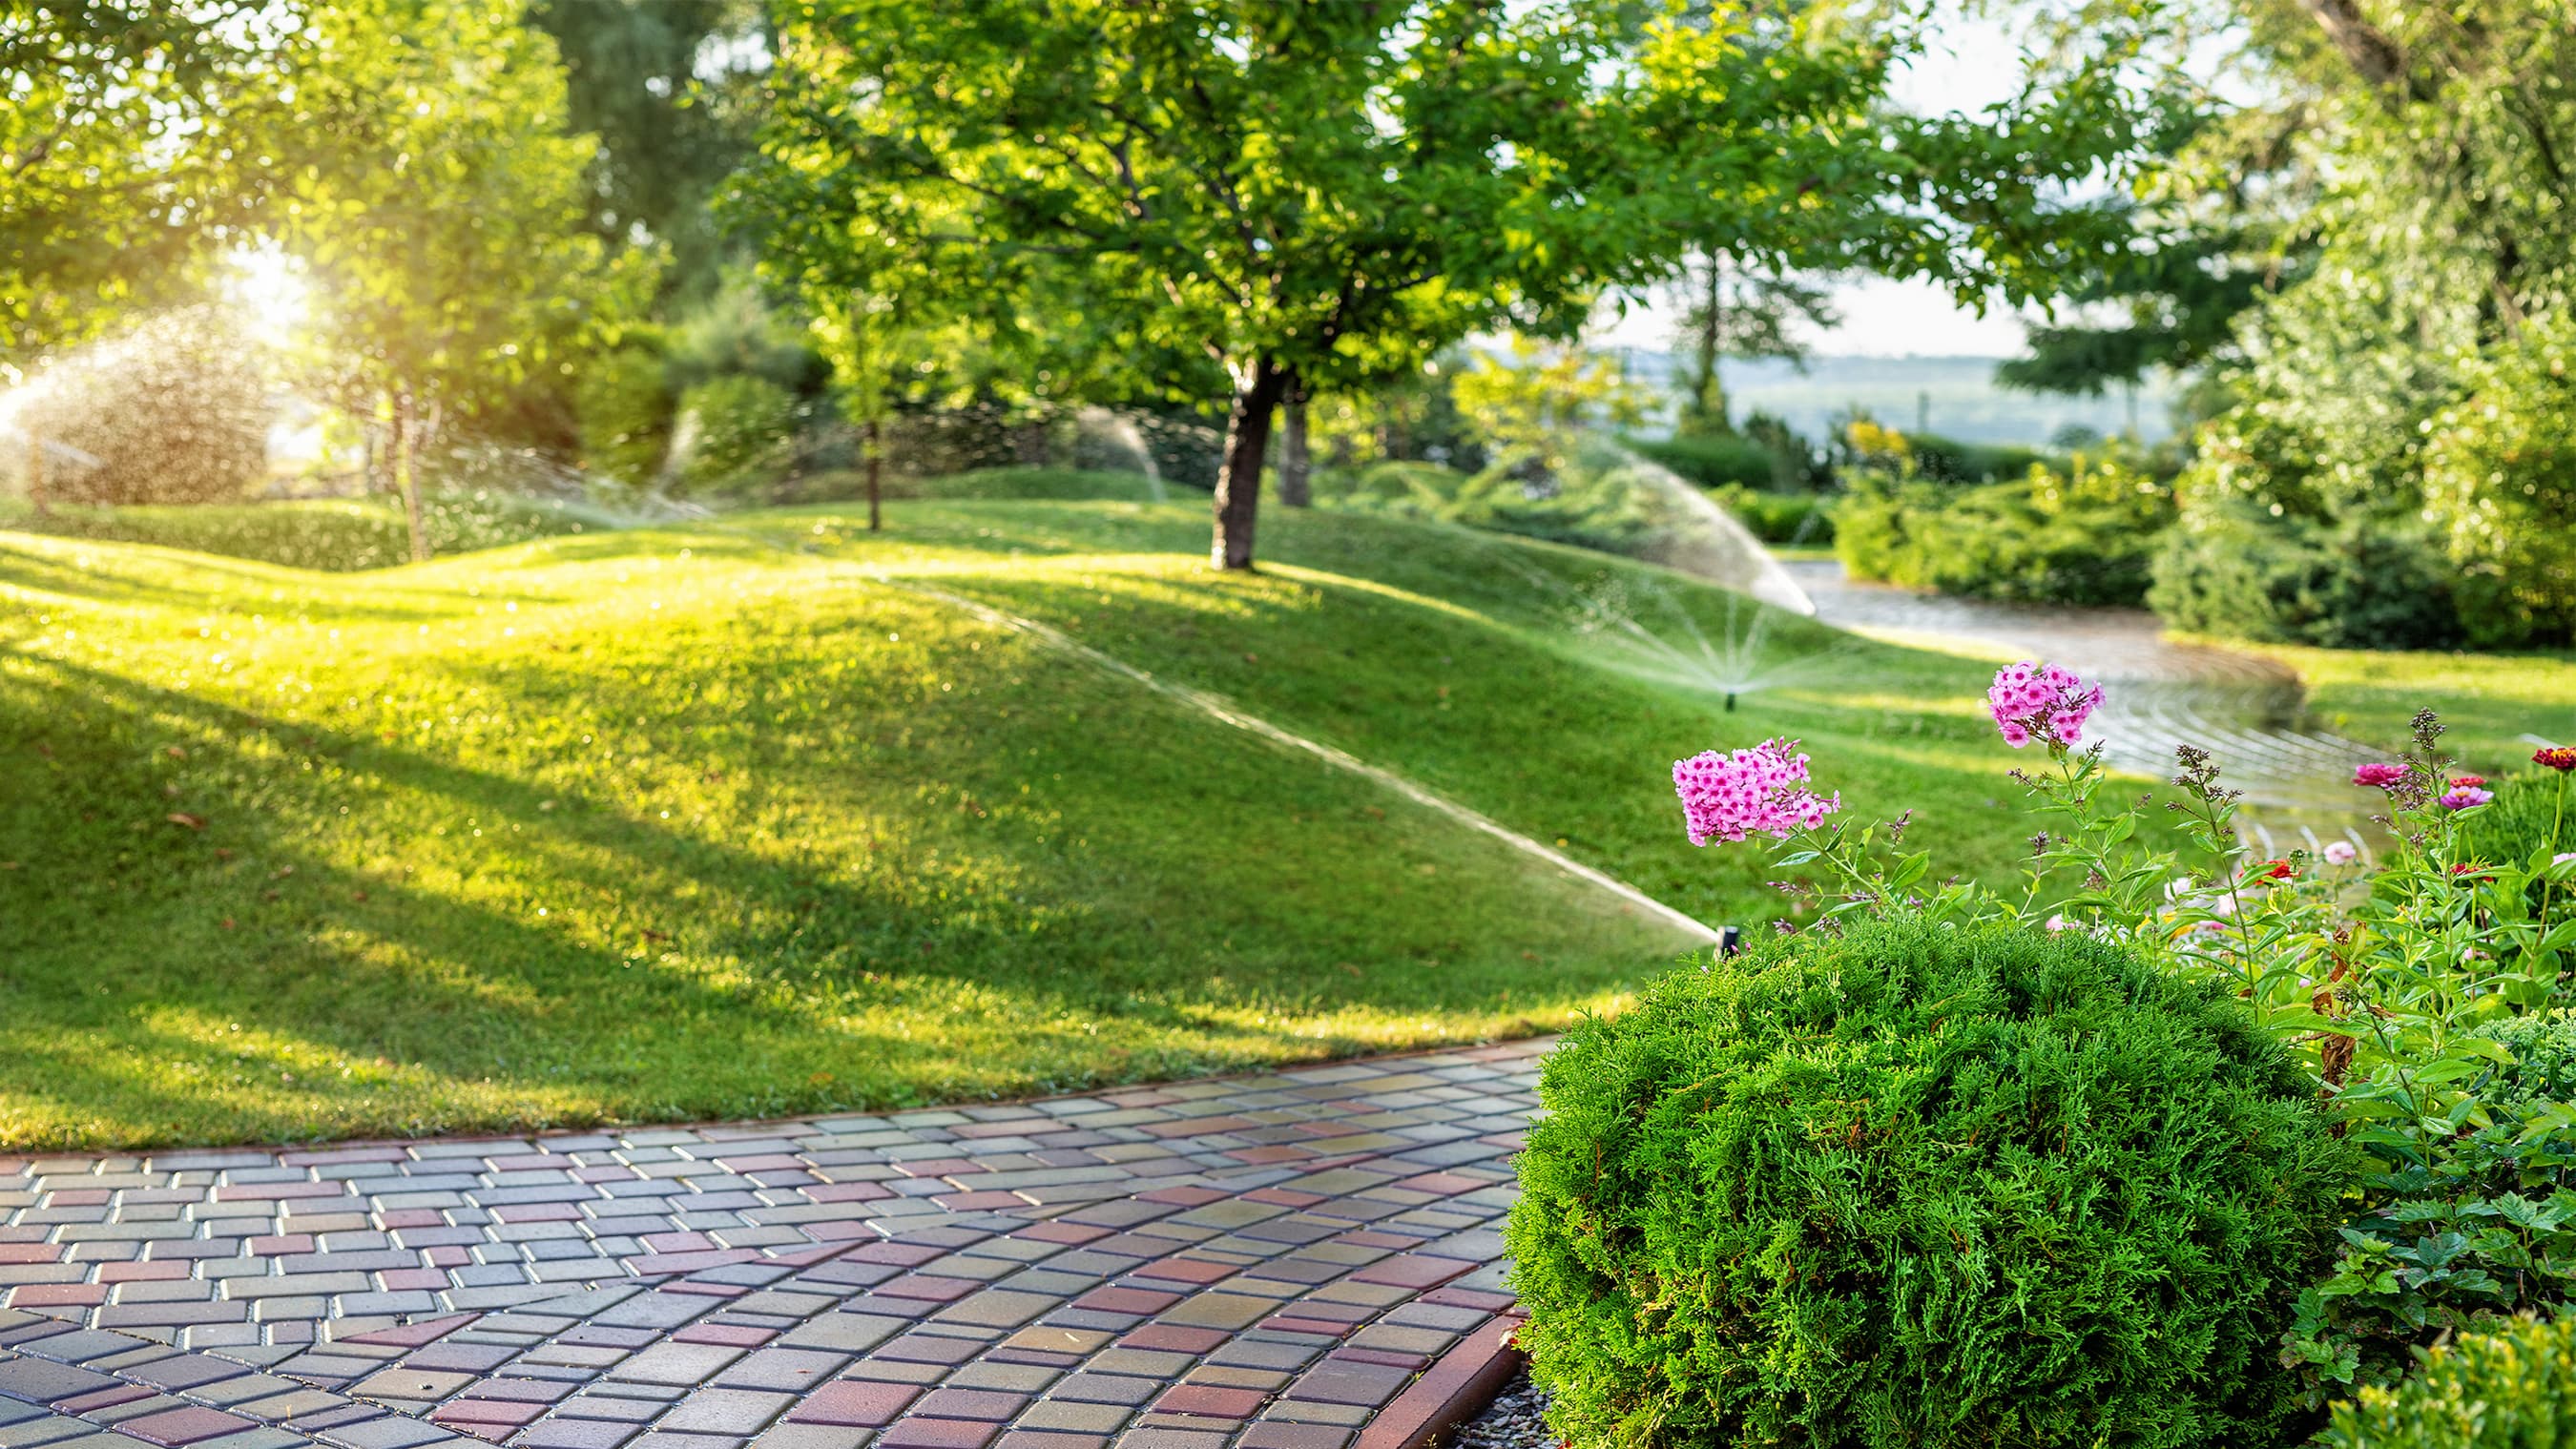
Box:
[1602, 8, 2058, 361]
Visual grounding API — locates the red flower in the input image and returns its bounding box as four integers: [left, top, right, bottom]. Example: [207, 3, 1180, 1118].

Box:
[2450, 774, 2487, 789]
[2451, 862, 2487, 878]
[2252, 859, 2295, 880]
[2535, 747, 2576, 772]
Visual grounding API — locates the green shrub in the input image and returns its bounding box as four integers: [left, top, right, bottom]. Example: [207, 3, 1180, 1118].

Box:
[1833, 457, 2173, 606]
[1312, 455, 1667, 557]
[1627, 433, 1775, 491]
[2324, 1316, 2576, 1448]
[1906, 430, 2048, 484]
[1507, 919, 2355, 1449]
[2149, 504, 2464, 648]
[1708, 484, 1835, 545]
[673, 374, 803, 494]
[2420, 313, 2576, 649]
[575, 343, 676, 486]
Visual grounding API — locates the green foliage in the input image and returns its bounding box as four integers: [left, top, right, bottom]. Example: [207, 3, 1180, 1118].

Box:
[738, 0, 2165, 563]
[291, 0, 648, 435]
[527, 0, 765, 303]
[1311, 457, 1665, 558]
[0, 494, 594, 571]
[672, 374, 801, 494]
[2324, 1316, 2576, 1449]
[1625, 433, 1773, 492]
[1903, 431, 2052, 485]
[0, 2, 301, 360]
[1449, 341, 1647, 481]
[13, 308, 271, 506]
[1707, 485, 1835, 545]
[1835, 458, 2174, 606]
[1507, 919, 2355, 1449]
[574, 343, 676, 486]
[2149, 504, 2463, 649]
[2132, 0, 2576, 649]
[2420, 315, 2576, 649]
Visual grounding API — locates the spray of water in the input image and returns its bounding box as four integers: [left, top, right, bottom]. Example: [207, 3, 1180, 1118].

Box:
[1075, 406, 1168, 502]
[1592, 439, 1817, 617]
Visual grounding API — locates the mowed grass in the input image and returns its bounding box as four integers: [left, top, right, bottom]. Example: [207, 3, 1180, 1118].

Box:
[22, 492, 2542, 1149]
[2217, 640, 2576, 771]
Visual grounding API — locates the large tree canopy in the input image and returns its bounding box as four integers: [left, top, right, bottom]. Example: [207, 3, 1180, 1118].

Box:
[0, 1, 304, 363]
[743, 0, 2161, 569]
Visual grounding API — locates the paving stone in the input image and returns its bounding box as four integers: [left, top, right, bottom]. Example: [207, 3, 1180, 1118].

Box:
[6, 1043, 1557, 1449]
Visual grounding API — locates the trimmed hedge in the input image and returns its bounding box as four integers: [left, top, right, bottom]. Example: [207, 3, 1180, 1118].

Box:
[2325, 1316, 2576, 1448]
[1507, 919, 2357, 1449]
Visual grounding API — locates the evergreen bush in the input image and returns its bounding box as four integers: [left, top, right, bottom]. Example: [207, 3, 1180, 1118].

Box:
[1507, 919, 2357, 1449]
[2324, 1316, 2576, 1449]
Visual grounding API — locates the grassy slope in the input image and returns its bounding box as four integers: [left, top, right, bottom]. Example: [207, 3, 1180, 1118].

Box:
[2224, 641, 2576, 773]
[18, 494, 2554, 1149]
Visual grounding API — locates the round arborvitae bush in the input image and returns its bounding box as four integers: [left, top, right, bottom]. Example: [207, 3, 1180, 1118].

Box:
[1506, 920, 2358, 1449]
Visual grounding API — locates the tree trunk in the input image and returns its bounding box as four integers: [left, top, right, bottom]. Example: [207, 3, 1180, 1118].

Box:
[1278, 382, 1311, 508]
[2295, 0, 2408, 90]
[865, 415, 883, 533]
[1211, 358, 1289, 570]
[26, 427, 47, 518]
[1685, 256, 1728, 436]
[393, 389, 429, 564]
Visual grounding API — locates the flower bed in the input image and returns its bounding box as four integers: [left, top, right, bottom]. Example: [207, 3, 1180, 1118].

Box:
[1511, 664, 2576, 1446]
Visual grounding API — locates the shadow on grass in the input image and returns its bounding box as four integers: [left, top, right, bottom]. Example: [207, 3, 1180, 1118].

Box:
[1, 595, 1667, 1148]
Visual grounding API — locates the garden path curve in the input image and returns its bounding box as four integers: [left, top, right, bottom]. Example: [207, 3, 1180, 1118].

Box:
[0, 1044, 1543, 1449]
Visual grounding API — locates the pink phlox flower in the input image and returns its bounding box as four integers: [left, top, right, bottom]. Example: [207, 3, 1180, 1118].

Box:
[2322, 840, 2358, 866]
[2353, 762, 2406, 788]
[1986, 659, 2102, 748]
[1672, 737, 1842, 846]
[2440, 786, 2495, 811]
[2044, 914, 2069, 933]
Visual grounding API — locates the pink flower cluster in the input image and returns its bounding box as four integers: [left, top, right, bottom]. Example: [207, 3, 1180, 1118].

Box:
[2353, 763, 2406, 788]
[2440, 785, 2494, 811]
[1673, 738, 1840, 846]
[1986, 661, 2104, 749]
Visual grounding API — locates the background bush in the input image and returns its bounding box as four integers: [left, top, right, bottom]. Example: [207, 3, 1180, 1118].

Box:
[2323, 1315, 2576, 1449]
[1627, 432, 1775, 490]
[1708, 483, 1835, 545]
[672, 374, 804, 495]
[1834, 457, 2173, 606]
[2420, 313, 2576, 649]
[2149, 504, 2464, 649]
[1507, 919, 2355, 1449]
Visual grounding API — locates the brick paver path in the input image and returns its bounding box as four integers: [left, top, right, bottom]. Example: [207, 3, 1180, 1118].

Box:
[0, 1043, 1546, 1449]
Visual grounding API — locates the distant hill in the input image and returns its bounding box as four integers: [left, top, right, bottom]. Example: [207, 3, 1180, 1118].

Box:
[1611, 351, 2184, 448]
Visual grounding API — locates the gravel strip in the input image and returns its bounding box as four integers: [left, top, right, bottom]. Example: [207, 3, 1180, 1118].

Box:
[1452, 1369, 1555, 1449]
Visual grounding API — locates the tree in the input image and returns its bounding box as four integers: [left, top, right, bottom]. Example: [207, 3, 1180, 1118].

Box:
[1669, 258, 1836, 437]
[527, 0, 769, 303]
[288, 0, 644, 560]
[0, 1, 304, 365]
[750, 0, 2171, 569]
[744, 1, 1959, 569]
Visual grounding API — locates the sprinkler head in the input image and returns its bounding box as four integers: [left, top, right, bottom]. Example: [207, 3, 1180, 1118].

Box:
[1725, 692, 1737, 713]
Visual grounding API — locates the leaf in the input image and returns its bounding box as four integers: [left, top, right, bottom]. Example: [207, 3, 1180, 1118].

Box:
[165, 812, 206, 830]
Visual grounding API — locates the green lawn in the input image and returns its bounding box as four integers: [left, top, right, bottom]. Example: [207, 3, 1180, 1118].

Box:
[9, 491, 2563, 1149]
[2222, 640, 2576, 772]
